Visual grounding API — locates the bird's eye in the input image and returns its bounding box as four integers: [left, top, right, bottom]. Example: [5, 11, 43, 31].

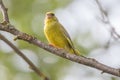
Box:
[46, 12, 55, 17]
[50, 13, 55, 16]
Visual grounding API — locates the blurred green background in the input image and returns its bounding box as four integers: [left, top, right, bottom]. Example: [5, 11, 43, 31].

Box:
[0, 0, 120, 80]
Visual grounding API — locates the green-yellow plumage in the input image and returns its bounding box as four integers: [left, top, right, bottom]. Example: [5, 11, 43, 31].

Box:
[44, 12, 80, 55]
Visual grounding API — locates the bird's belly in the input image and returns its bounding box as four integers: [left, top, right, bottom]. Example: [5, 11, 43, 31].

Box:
[45, 27, 66, 48]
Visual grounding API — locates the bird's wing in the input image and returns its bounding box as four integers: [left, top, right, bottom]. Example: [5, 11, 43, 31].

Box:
[59, 23, 75, 50]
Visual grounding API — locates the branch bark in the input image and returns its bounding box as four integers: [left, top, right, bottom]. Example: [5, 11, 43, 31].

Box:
[0, 0, 9, 23]
[0, 33, 49, 80]
[0, 0, 120, 77]
[0, 0, 49, 80]
[1, 24, 120, 77]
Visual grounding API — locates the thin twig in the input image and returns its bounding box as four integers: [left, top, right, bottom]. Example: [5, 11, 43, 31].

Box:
[0, 0, 9, 23]
[95, 0, 120, 42]
[95, 0, 107, 20]
[0, 33, 49, 80]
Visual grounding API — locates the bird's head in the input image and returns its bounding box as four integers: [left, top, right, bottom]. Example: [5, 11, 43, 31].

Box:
[45, 12, 58, 21]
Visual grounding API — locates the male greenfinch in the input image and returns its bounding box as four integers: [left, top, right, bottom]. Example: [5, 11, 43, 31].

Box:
[44, 12, 80, 55]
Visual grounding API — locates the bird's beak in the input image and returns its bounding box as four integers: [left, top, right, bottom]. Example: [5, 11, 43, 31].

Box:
[46, 14, 53, 19]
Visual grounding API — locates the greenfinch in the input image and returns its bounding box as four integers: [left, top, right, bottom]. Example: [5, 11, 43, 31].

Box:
[44, 12, 80, 55]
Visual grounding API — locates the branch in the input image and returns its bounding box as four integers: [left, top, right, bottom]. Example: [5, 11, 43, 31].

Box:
[0, 0, 9, 23]
[95, 0, 120, 41]
[0, 0, 120, 77]
[0, 1, 49, 80]
[0, 18, 120, 77]
[0, 33, 49, 80]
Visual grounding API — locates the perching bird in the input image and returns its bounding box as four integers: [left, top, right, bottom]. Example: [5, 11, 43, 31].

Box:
[44, 12, 80, 55]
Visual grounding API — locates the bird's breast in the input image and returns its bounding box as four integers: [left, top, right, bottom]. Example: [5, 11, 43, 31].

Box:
[44, 22, 57, 41]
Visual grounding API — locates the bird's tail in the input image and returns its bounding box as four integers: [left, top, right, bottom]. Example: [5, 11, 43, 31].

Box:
[70, 48, 80, 55]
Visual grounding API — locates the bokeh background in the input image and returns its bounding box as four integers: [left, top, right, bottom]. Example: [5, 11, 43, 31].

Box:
[0, 0, 120, 80]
